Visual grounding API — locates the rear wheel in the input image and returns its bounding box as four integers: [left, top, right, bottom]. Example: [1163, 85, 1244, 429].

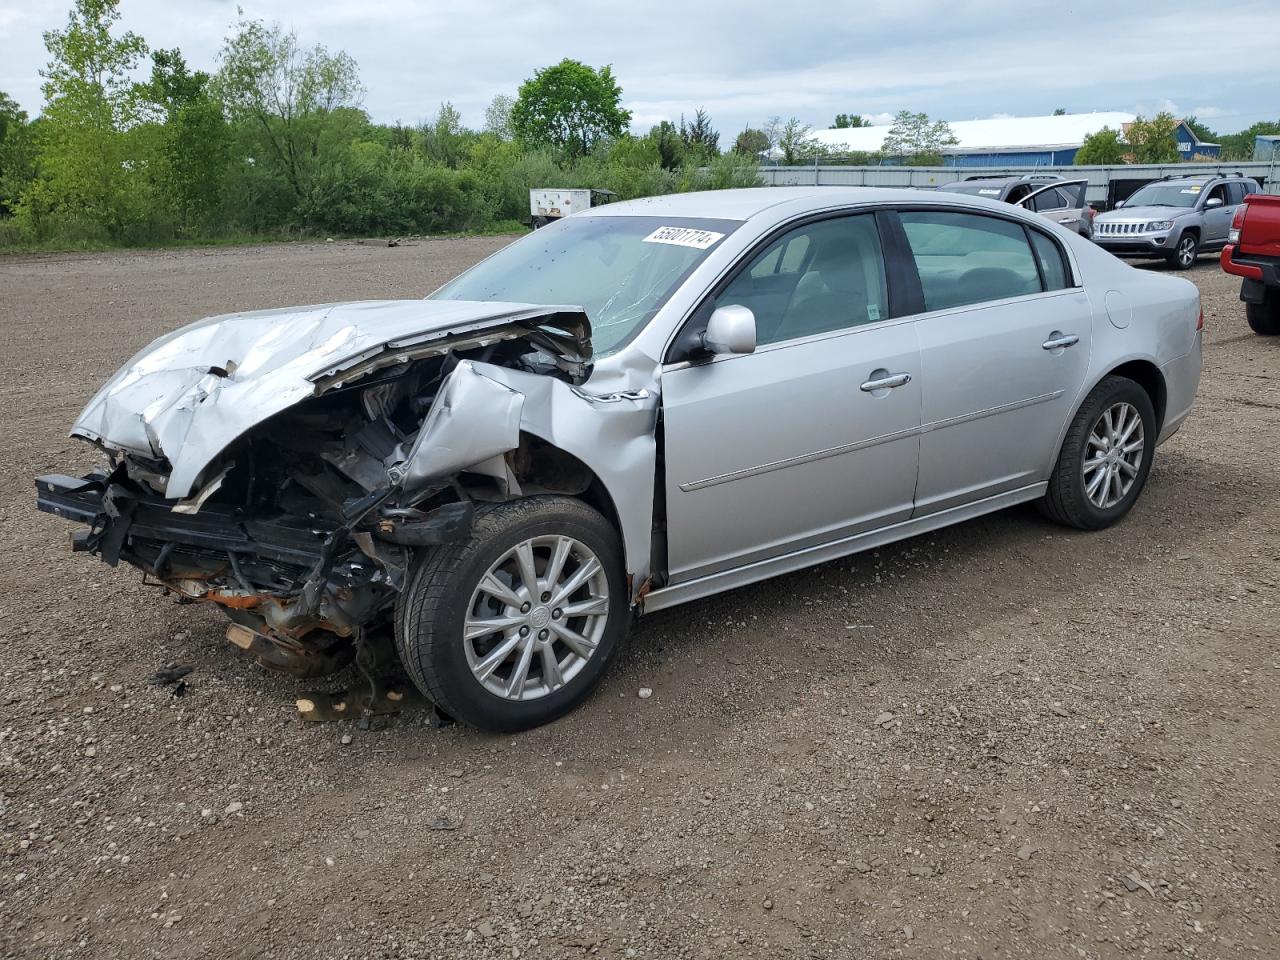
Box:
[1246, 290, 1280, 335]
[1039, 376, 1157, 530]
[395, 496, 627, 731]
[1167, 232, 1199, 270]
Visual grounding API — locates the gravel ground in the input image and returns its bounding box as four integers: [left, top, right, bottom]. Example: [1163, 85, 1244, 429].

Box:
[1, 239, 1277, 960]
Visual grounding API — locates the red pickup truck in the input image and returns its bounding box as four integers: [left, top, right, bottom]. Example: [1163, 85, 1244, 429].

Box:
[1221, 193, 1280, 335]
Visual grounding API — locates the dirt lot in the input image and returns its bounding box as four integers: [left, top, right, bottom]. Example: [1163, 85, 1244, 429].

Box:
[1, 239, 1277, 960]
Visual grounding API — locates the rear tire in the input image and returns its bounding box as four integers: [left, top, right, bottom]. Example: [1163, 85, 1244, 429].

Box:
[1246, 290, 1280, 335]
[1166, 232, 1199, 270]
[395, 496, 627, 732]
[1039, 376, 1157, 531]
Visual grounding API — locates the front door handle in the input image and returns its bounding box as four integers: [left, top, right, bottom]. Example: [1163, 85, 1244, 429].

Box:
[860, 371, 912, 392]
[1042, 333, 1079, 351]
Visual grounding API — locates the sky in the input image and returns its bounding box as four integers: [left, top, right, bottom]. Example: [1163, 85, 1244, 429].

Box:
[2, 0, 1278, 137]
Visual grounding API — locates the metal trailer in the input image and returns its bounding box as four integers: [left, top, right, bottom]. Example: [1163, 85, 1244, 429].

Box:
[528, 188, 617, 228]
[759, 160, 1279, 210]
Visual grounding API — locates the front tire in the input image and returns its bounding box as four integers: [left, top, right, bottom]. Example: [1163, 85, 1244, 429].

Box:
[1246, 289, 1280, 335]
[395, 496, 627, 732]
[1167, 232, 1199, 270]
[1039, 376, 1157, 531]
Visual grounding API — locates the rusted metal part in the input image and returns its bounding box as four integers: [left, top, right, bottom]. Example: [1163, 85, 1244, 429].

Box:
[224, 622, 353, 678]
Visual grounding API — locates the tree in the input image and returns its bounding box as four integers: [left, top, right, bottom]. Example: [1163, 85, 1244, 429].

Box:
[214, 15, 364, 201]
[0, 92, 37, 217]
[680, 108, 719, 160]
[1220, 120, 1280, 161]
[1074, 126, 1126, 165]
[880, 110, 957, 165]
[1183, 115, 1218, 145]
[777, 117, 821, 164]
[134, 49, 230, 230]
[831, 113, 868, 129]
[420, 101, 470, 168]
[733, 126, 769, 158]
[25, 0, 148, 237]
[510, 59, 630, 158]
[1125, 112, 1180, 164]
[648, 120, 683, 170]
[1052, 107, 1067, 116]
[483, 94, 514, 140]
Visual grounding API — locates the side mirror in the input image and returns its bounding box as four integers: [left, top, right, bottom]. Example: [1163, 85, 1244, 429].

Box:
[1205, 197, 1223, 209]
[1114, 199, 1125, 208]
[701, 305, 756, 356]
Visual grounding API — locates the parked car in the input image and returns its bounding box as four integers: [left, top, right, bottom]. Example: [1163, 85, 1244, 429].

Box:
[938, 175, 1095, 237]
[37, 188, 1203, 731]
[1220, 191, 1280, 335]
[1093, 173, 1260, 269]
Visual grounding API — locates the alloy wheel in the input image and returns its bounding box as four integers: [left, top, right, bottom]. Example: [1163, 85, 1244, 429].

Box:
[462, 535, 610, 701]
[1176, 235, 1197, 268]
[1081, 402, 1145, 509]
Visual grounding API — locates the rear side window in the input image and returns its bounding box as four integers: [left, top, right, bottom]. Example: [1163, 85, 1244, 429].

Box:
[1226, 181, 1252, 205]
[1032, 188, 1068, 212]
[900, 211, 1043, 311]
[1029, 230, 1070, 291]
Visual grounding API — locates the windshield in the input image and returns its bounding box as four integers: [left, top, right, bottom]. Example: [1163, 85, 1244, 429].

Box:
[1122, 182, 1205, 208]
[430, 215, 739, 357]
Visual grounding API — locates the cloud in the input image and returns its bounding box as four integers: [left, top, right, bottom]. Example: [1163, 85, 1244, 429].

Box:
[1, 0, 1276, 136]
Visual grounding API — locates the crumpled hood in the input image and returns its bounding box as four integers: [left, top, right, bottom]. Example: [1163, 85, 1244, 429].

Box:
[1098, 205, 1194, 223]
[72, 298, 590, 499]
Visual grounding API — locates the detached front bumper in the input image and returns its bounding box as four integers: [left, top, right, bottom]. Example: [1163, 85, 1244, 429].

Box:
[35, 471, 391, 673]
[36, 472, 328, 571]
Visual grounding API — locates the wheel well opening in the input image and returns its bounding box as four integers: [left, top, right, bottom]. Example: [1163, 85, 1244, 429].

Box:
[1108, 360, 1167, 431]
[510, 432, 624, 546]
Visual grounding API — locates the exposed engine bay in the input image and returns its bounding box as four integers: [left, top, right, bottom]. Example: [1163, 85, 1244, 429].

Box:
[36, 299, 660, 679]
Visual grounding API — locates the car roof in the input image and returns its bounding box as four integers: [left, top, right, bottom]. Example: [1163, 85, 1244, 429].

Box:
[580, 186, 1014, 222]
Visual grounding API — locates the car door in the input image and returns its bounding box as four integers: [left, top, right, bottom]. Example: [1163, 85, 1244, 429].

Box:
[1019, 180, 1091, 235]
[1201, 182, 1233, 245]
[660, 213, 923, 584]
[896, 208, 1093, 515]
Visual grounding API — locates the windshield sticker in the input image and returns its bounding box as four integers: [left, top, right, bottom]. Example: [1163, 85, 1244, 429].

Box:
[643, 226, 725, 249]
[978, 189, 1001, 196]
[1182, 187, 1201, 194]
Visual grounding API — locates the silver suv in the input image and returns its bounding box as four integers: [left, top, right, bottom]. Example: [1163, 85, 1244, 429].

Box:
[1094, 174, 1259, 269]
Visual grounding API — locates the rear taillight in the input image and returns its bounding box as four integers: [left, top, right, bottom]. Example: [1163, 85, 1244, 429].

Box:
[1197, 307, 1204, 332]
[1228, 203, 1247, 244]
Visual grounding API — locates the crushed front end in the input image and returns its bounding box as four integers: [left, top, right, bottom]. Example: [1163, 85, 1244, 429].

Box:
[36, 299, 596, 678]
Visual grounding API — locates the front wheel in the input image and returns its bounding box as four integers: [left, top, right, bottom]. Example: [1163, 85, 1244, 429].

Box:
[1167, 232, 1199, 270]
[1245, 289, 1280, 335]
[395, 496, 627, 731]
[1039, 376, 1157, 530]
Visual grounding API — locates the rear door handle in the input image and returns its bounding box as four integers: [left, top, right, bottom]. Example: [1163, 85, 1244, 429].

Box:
[860, 372, 912, 392]
[1057, 216, 1077, 224]
[1042, 333, 1079, 351]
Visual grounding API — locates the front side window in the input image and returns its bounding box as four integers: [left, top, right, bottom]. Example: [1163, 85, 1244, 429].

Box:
[430, 215, 739, 357]
[717, 215, 889, 346]
[900, 210, 1043, 311]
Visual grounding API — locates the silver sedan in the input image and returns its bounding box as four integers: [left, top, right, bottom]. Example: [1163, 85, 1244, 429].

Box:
[38, 187, 1203, 730]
